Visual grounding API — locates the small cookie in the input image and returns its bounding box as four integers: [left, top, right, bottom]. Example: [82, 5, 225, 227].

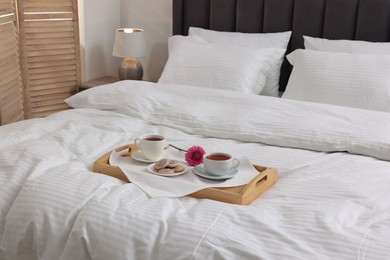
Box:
[167, 159, 179, 168]
[157, 168, 174, 174]
[154, 159, 169, 170]
[172, 164, 185, 173]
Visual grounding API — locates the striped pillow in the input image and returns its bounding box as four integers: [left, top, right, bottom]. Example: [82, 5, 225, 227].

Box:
[189, 27, 291, 97]
[304, 36, 390, 55]
[282, 49, 390, 112]
[158, 35, 285, 95]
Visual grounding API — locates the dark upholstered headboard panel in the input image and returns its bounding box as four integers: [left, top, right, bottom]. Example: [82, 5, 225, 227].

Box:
[172, 0, 390, 91]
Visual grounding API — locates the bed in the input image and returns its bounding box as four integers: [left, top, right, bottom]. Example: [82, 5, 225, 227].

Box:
[1, 0, 390, 259]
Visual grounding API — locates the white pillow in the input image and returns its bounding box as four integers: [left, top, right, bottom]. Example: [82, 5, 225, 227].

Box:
[189, 27, 291, 97]
[282, 49, 390, 112]
[304, 35, 390, 55]
[158, 35, 285, 94]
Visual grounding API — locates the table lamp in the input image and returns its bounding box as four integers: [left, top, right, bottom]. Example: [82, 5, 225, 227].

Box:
[112, 28, 146, 80]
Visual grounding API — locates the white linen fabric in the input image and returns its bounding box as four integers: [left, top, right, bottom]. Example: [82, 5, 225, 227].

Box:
[304, 35, 390, 54]
[189, 27, 291, 49]
[67, 81, 390, 161]
[189, 27, 291, 96]
[282, 49, 390, 112]
[110, 151, 258, 198]
[158, 35, 285, 94]
[1, 81, 390, 259]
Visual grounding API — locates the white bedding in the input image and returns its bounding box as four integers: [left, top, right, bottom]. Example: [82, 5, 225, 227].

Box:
[1, 81, 390, 259]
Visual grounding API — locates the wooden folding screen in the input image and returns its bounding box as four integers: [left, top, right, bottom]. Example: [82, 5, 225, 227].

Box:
[0, 0, 24, 125]
[17, 0, 81, 119]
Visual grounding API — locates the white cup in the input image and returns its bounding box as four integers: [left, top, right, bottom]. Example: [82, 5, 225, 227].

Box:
[203, 152, 240, 176]
[134, 134, 166, 161]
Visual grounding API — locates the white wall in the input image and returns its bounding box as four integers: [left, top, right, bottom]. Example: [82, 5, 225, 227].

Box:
[120, 0, 172, 82]
[79, 0, 121, 82]
[79, 0, 172, 82]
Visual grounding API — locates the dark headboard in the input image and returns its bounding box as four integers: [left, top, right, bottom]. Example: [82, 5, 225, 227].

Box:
[172, 0, 390, 91]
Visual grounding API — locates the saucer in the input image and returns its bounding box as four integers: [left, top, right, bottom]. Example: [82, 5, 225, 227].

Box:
[147, 163, 188, 177]
[192, 164, 238, 180]
[131, 150, 169, 163]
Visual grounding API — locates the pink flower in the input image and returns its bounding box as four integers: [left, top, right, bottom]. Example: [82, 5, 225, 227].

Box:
[185, 146, 206, 166]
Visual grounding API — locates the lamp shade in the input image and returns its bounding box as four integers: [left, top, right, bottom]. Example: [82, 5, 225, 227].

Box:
[112, 28, 147, 58]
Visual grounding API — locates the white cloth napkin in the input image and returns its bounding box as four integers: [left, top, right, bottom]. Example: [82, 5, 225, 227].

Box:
[109, 147, 261, 198]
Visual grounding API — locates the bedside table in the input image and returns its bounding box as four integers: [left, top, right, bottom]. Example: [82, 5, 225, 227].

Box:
[77, 76, 119, 92]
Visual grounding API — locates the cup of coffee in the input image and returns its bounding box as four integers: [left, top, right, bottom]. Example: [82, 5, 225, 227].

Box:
[203, 152, 240, 176]
[134, 134, 166, 161]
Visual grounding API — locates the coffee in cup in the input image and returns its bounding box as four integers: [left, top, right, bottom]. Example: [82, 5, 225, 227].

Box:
[203, 152, 240, 176]
[134, 134, 166, 161]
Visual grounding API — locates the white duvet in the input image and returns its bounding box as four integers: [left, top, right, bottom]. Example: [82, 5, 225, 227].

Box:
[0, 81, 390, 260]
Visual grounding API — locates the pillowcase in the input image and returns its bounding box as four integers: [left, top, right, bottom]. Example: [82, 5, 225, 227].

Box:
[158, 35, 285, 94]
[304, 35, 390, 55]
[282, 49, 390, 112]
[189, 27, 291, 48]
[189, 27, 291, 97]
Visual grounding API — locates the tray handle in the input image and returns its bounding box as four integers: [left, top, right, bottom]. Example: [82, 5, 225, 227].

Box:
[240, 167, 277, 199]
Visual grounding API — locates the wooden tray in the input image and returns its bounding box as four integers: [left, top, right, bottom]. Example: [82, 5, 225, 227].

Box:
[93, 144, 278, 205]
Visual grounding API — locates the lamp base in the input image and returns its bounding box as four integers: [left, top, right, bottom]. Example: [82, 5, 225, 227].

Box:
[118, 58, 143, 80]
